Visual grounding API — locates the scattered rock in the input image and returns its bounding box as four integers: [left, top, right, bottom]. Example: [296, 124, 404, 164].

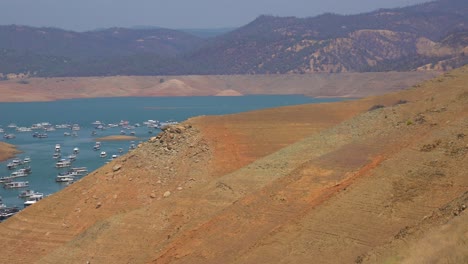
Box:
[163, 191, 171, 198]
[150, 192, 156, 198]
[96, 202, 102, 209]
[414, 114, 426, 124]
[420, 139, 442, 152]
[112, 164, 122, 172]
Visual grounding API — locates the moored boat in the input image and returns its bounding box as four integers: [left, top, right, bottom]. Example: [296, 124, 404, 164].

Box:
[3, 134, 16, 139]
[0, 207, 20, 221]
[55, 159, 71, 168]
[18, 189, 41, 198]
[73, 147, 80, 154]
[24, 193, 44, 207]
[0, 176, 14, 184]
[55, 175, 75, 182]
[3, 181, 29, 189]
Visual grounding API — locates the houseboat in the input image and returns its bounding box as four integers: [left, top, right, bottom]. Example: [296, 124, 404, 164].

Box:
[18, 189, 40, 198]
[24, 193, 44, 207]
[3, 181, 29, 189]
[55, 159, 72, 168]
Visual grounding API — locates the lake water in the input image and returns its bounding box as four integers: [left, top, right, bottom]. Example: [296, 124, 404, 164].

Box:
[0, 95, 344, 208]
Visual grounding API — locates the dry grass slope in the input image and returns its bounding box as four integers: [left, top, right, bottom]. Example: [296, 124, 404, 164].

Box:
[0, 67, 466, 263]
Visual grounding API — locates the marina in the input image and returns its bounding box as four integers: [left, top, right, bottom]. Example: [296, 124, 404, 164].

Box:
[0, 95, 341, 217]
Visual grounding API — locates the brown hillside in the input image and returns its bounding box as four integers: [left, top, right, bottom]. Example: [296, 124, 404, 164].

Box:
[0, 67, 466, 263]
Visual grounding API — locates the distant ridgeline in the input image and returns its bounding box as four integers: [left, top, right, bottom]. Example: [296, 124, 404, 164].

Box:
[0, 0, 467, 78]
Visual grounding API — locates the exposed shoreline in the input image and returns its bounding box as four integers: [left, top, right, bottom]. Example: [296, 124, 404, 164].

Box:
[95, 135, 139, 141]
[0, 142, 21, 162]
[0, 71, 428, 163]
[0, 67, 465, 263]
[0, 72, 438, 103]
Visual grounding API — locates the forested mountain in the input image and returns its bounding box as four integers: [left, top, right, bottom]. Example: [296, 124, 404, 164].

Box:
[0, 0, 466, 77]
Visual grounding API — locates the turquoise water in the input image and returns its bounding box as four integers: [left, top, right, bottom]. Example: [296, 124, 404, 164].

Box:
[0, 95, 344, 208]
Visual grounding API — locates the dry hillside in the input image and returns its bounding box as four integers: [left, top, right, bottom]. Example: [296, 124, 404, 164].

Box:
[0, 67, 466, 263]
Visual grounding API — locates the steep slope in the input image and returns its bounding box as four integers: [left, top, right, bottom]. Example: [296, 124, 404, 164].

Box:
[188, 0, 468, 74]
[0, 0, 467, 77]
[0, 67, 466, 262]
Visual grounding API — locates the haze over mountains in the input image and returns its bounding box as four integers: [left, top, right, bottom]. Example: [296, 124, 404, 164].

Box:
[0, 0, 467, 78]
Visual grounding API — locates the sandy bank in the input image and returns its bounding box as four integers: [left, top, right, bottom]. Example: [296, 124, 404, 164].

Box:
[0, 142, 21, 162]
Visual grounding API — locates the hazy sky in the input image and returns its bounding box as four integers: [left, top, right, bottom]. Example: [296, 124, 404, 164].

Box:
[0, 0, 431, 31]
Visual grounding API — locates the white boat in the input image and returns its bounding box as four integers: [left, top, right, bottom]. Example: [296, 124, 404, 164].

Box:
[18, 189, 40, 198]
[7, 159, 23, 169]
[100, 151, 107, 158]
[0, 197, 5, 209]
[6, 162, 18, 170]
[55, 159, 71, 168]
[73, 147, 80, 154]
[3, 134, 16, 139]
[0, 176, 14, 183]
[23, 156, 31, 163]
[3, 181, 29, 189]
[16, 127, 32, 132]
[67, 154, 77, 162]
[69, 167, 88, 175]
[10, 170, 28, 178]
[64, 132, 71, 136]
[93, 141, 102, 150]
[53, 153, 61, 159]
[55, 124, 70, 129]
[24, 193, 44, 207]
[55, 144, 61, 152]
[55, 175, 75, 182]
[0, 206, 20, 220]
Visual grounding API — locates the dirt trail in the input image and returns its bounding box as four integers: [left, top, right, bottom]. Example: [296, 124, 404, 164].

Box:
[0, 68, 465, 263]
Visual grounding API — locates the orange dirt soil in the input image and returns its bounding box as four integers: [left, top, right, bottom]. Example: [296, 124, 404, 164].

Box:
[0, 68, 466, 263]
